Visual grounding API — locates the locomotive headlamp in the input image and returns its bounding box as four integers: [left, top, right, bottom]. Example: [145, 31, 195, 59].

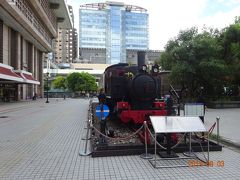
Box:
[142, 65, 147, 71]
[153, 67, 158, 73]
[152, 64, 159, 74]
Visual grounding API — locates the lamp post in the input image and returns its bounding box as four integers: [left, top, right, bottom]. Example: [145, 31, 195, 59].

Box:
[46, 72, 49, 103]
[200, 86, 204, 96]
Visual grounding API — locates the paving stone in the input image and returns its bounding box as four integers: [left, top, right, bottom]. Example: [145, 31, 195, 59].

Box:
[0, 99, 240, 179]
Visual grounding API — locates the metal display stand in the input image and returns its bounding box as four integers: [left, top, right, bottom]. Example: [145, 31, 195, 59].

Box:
[140, 121, 153, 159]
[184, 103, 204, 117]
[149, 116, 209, 168]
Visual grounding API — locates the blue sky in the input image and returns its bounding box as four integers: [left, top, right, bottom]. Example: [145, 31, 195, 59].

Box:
[66, 0, 240, 50]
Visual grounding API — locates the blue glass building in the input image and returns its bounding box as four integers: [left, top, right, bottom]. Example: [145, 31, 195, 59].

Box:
[79, 2, 149, 64]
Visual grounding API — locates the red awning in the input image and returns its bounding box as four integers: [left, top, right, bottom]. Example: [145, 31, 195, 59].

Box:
[0, 63, 24, 82]
[15, 70, 40, 85]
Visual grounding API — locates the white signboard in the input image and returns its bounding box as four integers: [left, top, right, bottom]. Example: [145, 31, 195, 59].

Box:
[150, 116, 207, 133]
[184, 103, 204, 117]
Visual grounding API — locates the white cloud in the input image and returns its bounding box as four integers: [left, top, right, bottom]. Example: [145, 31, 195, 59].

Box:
[198, 7, 240, 30]
[66, 0, 240, 50]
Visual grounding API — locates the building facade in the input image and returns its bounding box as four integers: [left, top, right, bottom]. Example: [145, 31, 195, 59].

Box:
[55, 5, 77, 64]
[126, 49, 162, 65]
[79, 2, 149, 64]
[79, 48, 161, 65]
[0, 0, 72, 101]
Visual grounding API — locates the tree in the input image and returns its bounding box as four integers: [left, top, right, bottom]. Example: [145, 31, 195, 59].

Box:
[159, 27, 226, 98]
[220, 20, 240, 95]
[53, 76, 66, 90]
[66, 72, 97, 92]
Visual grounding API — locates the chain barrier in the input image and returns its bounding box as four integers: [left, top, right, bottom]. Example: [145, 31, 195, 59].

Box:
[192, 137, 208, 162]
[194, 122, 216, 139]
[208, 122, 216, 135]
[92, 125, 144, 141]
[146, 125, 187, 150]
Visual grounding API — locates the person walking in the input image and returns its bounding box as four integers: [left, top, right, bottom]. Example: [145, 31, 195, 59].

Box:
[98, 88, 106, 104]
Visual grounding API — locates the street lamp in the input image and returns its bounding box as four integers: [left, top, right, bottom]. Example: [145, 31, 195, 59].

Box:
[46, 72, 49, 103]
[200, 86, 204, 95]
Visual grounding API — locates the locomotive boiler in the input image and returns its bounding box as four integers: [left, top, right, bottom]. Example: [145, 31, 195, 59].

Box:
[103, 52, 167, 125]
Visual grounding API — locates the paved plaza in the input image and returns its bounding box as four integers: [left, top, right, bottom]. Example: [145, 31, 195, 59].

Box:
[0, 99, 240, 179]
[204, 108, 240, 146]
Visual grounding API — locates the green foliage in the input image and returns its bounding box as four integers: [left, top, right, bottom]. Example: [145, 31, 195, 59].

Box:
[220, 21, 240, 89]
[159, 27, 227, 98]
[44, 81, 50, 91]
[66, 72, 97, 92]
[53, 76, 66, 90]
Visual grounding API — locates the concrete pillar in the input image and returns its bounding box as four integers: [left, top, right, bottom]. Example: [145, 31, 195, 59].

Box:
[22, 38, 27, 100]
[16, 32, 21, 100]
[38, 52, 44, 98]
[27, 43, 34, 99]
[2, 24, 9, 65]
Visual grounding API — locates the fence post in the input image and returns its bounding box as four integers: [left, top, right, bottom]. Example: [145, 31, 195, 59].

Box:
[140, 121, 153, 159]
[216, 116, 220, 145]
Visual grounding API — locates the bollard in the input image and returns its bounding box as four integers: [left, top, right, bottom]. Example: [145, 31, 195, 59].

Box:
[82, 120, 91, 140]
[79, 114, 92, 155]
[216, 116, 220, 145]
[140, 121, 153, 159]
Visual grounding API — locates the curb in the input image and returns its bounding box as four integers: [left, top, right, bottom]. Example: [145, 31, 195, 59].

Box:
[210, 134, 240, 149]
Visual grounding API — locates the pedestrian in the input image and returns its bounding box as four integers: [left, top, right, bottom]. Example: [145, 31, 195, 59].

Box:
[32, 92, 37, 100]
[86, 92, 90, 99]
[98, 88, 106, 104]
[97, 89, 107, 145]
[197, 95, 207, 123]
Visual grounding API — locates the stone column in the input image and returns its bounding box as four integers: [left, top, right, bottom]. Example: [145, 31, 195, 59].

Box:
[38, 51, 44, 98]
[27, 42, 34, 99]
[16, 32, 21, 100]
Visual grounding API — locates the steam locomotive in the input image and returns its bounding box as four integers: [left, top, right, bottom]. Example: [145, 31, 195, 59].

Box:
[103, 52, 169, 125]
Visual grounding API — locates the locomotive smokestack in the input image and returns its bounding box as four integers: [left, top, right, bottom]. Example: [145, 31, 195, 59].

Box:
[137, 51, 146, 71]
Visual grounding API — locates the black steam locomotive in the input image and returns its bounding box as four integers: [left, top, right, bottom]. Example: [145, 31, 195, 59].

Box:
[103, 52, 167, 125]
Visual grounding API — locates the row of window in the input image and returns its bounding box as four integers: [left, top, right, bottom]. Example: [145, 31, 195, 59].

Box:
[126, 32, 148, 36]
[126, 44, 148, 49]
[80, 10, 106, 16]
[81, 38, 105, 42]
[125, 21, 147, 26]
[80, 19, 107, 24]
[125, 27, 147, 31]
[80, 23, 107, 30]
[80, 43, 106, 47]
[125, 12, 148, 18]
[81, 29, 106, 33]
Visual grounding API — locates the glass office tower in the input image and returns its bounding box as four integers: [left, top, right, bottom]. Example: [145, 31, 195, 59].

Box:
[79, 2, 149, 64]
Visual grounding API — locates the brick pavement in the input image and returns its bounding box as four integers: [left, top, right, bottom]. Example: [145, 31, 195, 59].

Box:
[204, 108, 240, 146]
[0, 99, 240, 179]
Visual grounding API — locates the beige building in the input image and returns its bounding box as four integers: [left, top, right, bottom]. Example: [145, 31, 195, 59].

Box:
[0, 0, 72, 102]
[79, 48, 162, 65]
[55, 5, 77, 64]
[44, 63, 110, 85]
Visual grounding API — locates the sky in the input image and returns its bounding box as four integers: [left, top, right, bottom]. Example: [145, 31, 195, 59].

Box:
[66, 0, 240, 50]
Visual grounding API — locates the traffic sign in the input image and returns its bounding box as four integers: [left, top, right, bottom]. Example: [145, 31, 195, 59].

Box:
[95, 104, 109, 120]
